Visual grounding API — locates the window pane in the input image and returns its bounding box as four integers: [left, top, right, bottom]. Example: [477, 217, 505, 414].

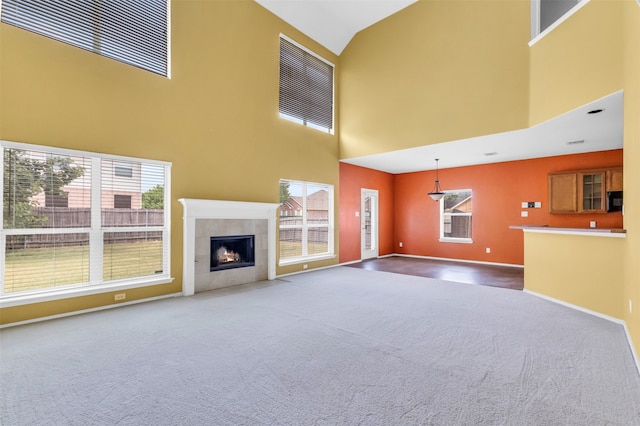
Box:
[3, 148, 91, 229]
[306, 184, 329, 225]
[443, 191, 472, 211]
[443, 215, 472, 239]
[1, 0, 168, 76]
[4, 233, 90, 293]
[279, 228, 303, 258]
[279, 37, 334, 131]
[103, 231, 164, 280]
[308, 227, 328, 255]
[101, 160, 164, 227]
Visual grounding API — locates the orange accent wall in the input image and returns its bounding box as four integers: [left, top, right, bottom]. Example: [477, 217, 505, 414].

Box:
[339, 162, 395, 263]
[395, 150, 623, 265]
[340, 150, 623, 266]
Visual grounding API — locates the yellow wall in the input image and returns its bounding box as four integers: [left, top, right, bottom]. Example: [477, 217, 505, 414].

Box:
[623, 0, 640, 355]
[338, 0, 530, 159]
[524, 232, 625, 319]
[0, 0, 340, 323]
[528, 0, 624, 125]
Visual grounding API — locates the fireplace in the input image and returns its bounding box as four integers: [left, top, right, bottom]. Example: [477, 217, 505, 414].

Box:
[210, 235, 255, 271]
[179, 199, 279, 296]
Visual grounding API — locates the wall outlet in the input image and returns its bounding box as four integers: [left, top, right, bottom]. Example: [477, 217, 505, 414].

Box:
[114, 293, 126, 301]
[590, 221, 596, 228]
[521, 202, 528, 208]
[355, 211, 359, 217]
[486, 247, 491, 253]
[399, 242, 403, 248]
[521, 211, 528, 217]
[303, 264, 308, 270]
[534, 202, 542, 208]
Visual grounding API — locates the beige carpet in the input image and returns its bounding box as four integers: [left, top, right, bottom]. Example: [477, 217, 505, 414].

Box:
[2, 267, 639, 425]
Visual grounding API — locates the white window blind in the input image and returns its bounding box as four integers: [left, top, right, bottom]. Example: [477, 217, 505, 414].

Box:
[0, 0, 169, 77]
[1, 142, 171, 298]
[279, 36, 334, 132]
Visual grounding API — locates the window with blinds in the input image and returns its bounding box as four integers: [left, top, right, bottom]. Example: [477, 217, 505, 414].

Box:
[279, 36, 334, 133]
[0, 0, 169, 77]
[1, 142, 171, 297]
[279, 179, 334, 265]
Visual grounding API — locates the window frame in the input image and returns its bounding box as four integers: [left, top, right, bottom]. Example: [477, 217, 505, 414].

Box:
[278, 179, 335, 266]
[529, 0, 590, 46]
[439, 189, 473, 244]
[279, 34, 335, 134]
[0, 140, 173, 308]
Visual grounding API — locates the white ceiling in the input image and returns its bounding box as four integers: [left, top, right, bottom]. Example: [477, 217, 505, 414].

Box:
[255, 0, 418, 55]
[342, 91, 624, 173]
[255, 1, 624, 174]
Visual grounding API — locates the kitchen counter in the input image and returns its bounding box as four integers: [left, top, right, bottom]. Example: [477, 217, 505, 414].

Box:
[509, 225, 626, 238]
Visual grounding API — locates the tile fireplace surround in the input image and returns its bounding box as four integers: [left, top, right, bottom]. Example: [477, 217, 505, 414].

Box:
[179, 199, 280, 296]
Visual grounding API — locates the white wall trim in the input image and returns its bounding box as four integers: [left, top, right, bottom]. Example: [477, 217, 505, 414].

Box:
[0, 292, 181, 329]
[178, 199, 279, 296]
[524, 289, 640, 376]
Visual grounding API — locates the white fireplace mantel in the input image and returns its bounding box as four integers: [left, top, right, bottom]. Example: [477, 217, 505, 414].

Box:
[178, 198, 280, 296]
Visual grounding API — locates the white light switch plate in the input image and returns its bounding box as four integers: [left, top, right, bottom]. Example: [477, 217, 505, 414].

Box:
[521, 211, 528, 217]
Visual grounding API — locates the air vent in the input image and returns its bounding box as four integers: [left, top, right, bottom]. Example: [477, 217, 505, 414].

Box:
[587, 109, 604, 114]
[484, 152, 498, 156]
[567, 140, 585, 146]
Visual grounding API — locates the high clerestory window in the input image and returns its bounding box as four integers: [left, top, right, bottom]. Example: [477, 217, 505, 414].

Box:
[0, 141, 172, 304]
[279, 35, 334, 133]
[530, 0, 585, 42]
[0, 0, 170, 77]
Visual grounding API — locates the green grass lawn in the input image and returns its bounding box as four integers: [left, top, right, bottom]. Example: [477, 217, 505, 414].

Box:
[4, 241, 163, 293]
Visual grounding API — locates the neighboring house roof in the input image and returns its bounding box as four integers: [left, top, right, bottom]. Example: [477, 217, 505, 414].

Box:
[281, 196, 303, 211]
[281, 191, 329, 211]
[307, 190, 328, 210]
[446, 196, 472, 213]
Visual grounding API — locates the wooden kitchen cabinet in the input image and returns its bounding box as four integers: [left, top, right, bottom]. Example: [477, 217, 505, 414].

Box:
[548, 168, 620, 214]
[578, 171, 605, 212]
[549, 173, 577, 213]
[607, 168, 623, 192]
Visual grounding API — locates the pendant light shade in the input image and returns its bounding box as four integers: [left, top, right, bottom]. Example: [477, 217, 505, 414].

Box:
[428, 159, 445, 201]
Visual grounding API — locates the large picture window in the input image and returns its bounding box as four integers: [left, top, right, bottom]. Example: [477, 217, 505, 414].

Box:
[1, 141, 171, 303]
[279, 179, 334, 265]
[0, 0, 170, 77]
[440, 190, 473, 243]
[279, 35, 334, 133]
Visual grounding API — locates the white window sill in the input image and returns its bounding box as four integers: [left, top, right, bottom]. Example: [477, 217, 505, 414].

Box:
[279, 253, 336, 267]
[439, 238, 473, 244]
[0, 276, 174, 308]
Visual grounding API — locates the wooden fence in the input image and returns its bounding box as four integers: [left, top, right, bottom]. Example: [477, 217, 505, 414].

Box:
[6, 208, 164, 250]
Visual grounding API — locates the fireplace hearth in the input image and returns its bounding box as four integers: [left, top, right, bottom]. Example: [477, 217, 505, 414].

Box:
[210, 235, 255, 272]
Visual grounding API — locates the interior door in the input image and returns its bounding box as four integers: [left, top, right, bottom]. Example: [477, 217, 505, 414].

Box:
[361, 189, 379, 260]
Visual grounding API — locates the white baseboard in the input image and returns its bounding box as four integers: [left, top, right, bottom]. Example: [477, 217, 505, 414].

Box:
[0, 293, 182, 329]
[389, 253, 524, 269]
[524, 289, 640, 376]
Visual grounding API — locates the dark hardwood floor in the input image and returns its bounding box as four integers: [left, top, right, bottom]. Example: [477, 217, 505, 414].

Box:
[346, 256, 524, 291]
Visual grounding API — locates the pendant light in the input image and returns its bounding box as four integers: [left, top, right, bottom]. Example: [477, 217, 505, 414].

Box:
[428, 158, 445, 201]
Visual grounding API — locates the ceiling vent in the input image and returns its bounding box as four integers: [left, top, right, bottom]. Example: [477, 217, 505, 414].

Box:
[567, 140, 585, 146]
[484, 152, 498, 156]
